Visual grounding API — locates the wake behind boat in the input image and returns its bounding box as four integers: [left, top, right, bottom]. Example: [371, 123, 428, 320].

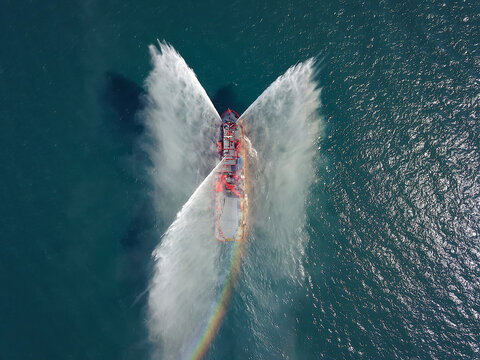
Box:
[214, 109, 247, 241]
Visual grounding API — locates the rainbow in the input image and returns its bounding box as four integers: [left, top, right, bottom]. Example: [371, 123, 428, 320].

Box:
[190, 239, 247, 360]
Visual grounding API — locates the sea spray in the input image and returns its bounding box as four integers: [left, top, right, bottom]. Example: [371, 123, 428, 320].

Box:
[144, 42, 322, 359]
[148, 163, 226, 360]
[241, 59, 322, 243]
[232, 60, 322, 358]
[141, 42, 220, 222]
[141, 43, 224, 359]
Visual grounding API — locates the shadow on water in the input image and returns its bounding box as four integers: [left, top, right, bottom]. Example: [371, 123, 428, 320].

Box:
[118, 201, 160, 297]
[211, 84, 246, 115]
[103, 71, 146, 137]
[102, 71, 157, 302]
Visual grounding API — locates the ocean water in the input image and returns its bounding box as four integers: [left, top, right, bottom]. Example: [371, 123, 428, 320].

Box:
[1, 1, 479, 359]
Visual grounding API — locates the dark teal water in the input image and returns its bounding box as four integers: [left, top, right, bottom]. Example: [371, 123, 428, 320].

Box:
[1, 1, 479, 359]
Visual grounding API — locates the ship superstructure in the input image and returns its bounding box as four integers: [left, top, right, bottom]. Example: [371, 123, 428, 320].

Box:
[214, 109, 247, 241]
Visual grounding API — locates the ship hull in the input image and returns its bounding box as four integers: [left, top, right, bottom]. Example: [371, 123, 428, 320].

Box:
[214, 110, 247, 241]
